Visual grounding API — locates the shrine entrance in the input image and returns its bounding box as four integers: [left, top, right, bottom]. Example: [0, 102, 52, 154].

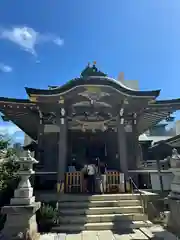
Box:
[85, 133, 106, 163]
[68, 130, 107, 166]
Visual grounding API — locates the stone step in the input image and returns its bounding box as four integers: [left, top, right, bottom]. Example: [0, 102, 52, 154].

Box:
[52, 220, 153, 232]
[41, 228, 178, 240]
[58, 193, 141, 202]
[140, 225, 178, 240]
[59, 206, 143, 215]
[59, 213, 147, 224]
[59, 199, 141, 208]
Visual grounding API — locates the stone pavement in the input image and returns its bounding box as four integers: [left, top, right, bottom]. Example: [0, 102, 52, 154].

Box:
[40, 226, 179, 240]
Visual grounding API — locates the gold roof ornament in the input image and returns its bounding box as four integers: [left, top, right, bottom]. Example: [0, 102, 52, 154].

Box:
[30, 96, 37, 102]
[148, 99, 156, 104]
[58, 97, 64, 104]
[81, 61, 106, 77]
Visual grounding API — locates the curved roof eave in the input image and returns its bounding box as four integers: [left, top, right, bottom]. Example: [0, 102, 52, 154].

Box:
[152, 98, 180, 105]
[25, 76, 161, 98]
[0, 97, 31, 104]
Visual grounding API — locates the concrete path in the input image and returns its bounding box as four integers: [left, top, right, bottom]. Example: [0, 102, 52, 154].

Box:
[40, 225, 179, 240]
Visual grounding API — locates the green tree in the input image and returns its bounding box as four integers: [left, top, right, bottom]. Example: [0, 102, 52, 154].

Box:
[0, 135, 20, 230]
[0, 135, 19, 204]
[0, 156, 19, 191]
[0, 135, 10, 150]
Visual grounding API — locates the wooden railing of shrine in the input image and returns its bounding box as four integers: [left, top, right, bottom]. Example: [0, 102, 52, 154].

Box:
[65, 171, 126, 193]
[65, 171, 83, 193]
[106, 171, 123, 193]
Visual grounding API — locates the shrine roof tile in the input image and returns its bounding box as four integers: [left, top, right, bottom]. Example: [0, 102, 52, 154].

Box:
[25, 76, 160, 98]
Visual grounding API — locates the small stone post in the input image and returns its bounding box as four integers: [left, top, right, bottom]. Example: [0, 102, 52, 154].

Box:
[2, 150, 41, 239]
[168, 148, 180, 234]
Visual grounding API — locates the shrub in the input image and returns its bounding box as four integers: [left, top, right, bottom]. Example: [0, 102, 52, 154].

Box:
[36, 203, 58, 232]
[39, 204, 58, 220]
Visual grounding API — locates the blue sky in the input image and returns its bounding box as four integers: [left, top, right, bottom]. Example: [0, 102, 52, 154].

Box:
[0, 0, 180, 142]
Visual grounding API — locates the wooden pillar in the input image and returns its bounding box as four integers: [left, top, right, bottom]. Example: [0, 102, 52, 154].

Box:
[57, 107, 67, 193]
[131, 113, 142, 187]
[34, 108, 44, 190]
[37, 108, 44, 166]
[132, 113, 140, 169]
[117, 108, 128, 180]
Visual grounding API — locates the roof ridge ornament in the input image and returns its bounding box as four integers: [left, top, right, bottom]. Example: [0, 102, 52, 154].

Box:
[80, 61, 107, 78]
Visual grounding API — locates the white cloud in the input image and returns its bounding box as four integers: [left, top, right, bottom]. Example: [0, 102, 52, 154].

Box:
[0, 124, 22, 136]
[0, 26, 64, 56]
[0, 63, 12, 73]
[0, 124, 24, 144]
[53, 38, 64, 46]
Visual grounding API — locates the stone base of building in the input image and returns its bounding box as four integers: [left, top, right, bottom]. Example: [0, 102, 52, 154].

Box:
[1, 202, 41, 239]
[167, 197, 180, 235]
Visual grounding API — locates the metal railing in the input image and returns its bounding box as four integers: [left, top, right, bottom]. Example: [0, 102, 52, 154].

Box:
[128, 176, 169, 222]
[128, 176, 145, 214]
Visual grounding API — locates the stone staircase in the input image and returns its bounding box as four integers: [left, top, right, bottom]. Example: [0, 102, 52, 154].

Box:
[52, 193, 153, 232]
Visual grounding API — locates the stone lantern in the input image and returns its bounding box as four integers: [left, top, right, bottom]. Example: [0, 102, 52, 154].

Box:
[169, 148, 180, 199]
[11, 150, 38, 205]
[2, 150, 41, 239]
[168, 148, 180, 234]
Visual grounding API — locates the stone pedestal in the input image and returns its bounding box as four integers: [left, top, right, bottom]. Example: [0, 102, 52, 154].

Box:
[169, 168, 180, 199]
[168, 168, 180, 234]
[2, 202, 41, 239]
[168, 198, 180, 234]
[167, 148, 180, 234]
[2, 151, 41, 239]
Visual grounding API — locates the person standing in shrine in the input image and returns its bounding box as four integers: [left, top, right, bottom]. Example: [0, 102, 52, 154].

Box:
[68, 160, 76, 172]
[99, 161, 107, 194]
[82, 163, 89, 193]
[87, 162, 96, 194]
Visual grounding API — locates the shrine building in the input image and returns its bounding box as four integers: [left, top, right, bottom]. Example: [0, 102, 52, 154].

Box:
[0, 62, 180, 193]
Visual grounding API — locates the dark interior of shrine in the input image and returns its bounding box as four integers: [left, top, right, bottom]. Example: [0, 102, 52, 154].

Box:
[68, 130, 111, 168]
[34, 130, 119, 190]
